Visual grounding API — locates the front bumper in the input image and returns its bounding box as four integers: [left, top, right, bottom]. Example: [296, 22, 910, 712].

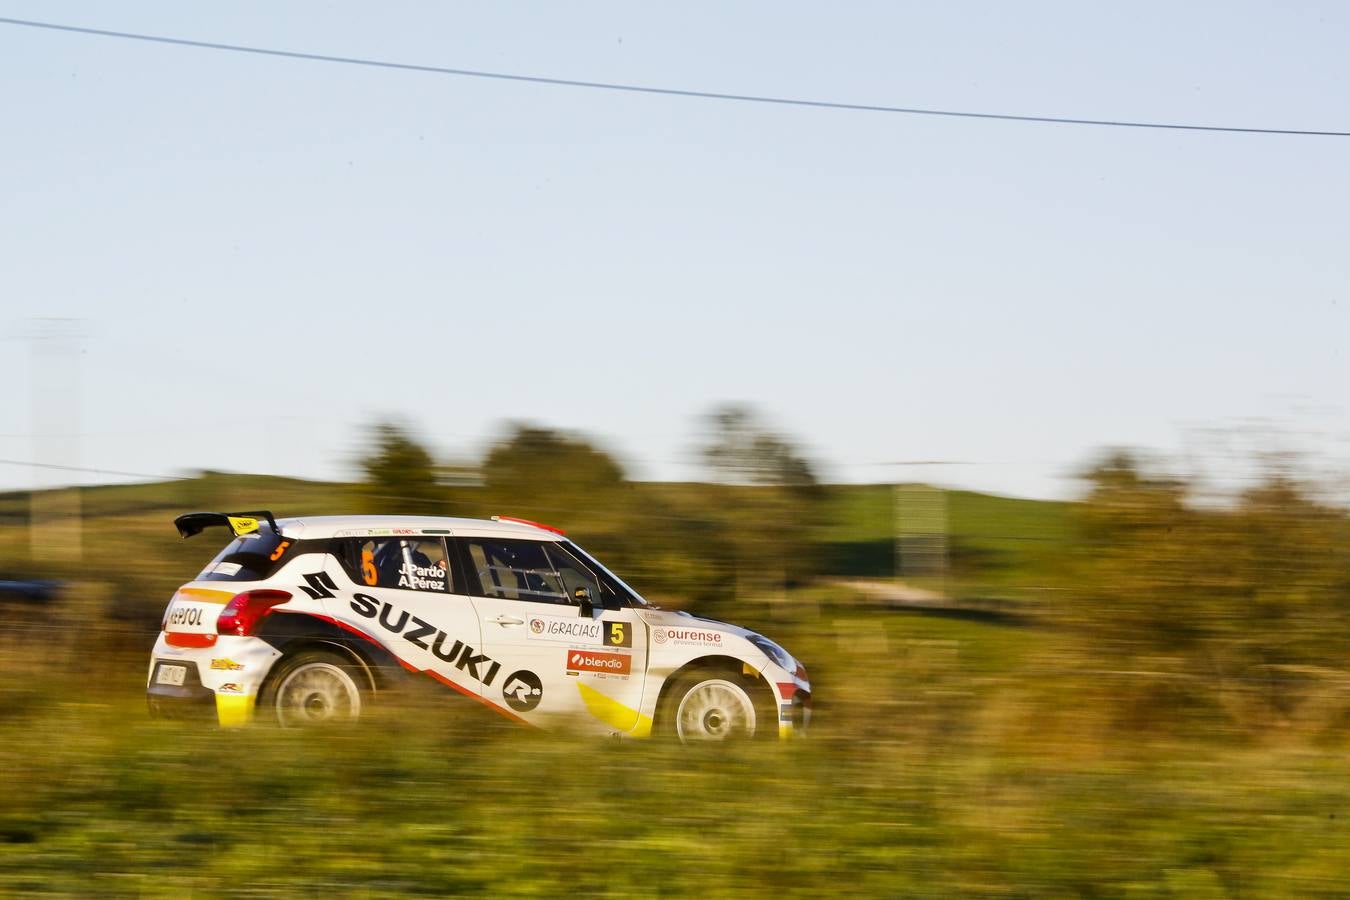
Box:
[778, 687, 811, 737]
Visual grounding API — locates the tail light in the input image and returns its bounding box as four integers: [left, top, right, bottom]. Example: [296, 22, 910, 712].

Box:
[216, 590, 292, 636]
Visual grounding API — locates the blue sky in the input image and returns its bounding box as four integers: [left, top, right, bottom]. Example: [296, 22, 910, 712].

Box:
[2, 2, 1347, 498]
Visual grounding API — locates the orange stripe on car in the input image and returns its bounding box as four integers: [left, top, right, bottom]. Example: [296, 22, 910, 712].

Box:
[174, 587, 235, 605]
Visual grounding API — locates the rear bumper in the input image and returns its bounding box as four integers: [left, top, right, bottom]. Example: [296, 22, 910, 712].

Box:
[147, 633, 277, 726]
[146, 659, 216, 720]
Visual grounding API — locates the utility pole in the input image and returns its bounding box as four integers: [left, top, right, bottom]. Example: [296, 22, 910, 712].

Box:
[888, 461, 959, 601]
[28, 318, 84, 562]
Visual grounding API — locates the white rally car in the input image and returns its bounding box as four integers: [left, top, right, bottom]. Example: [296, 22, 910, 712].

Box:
[147, 511, 811, 741]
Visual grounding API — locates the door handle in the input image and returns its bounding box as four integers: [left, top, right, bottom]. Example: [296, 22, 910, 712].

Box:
[488, 615, 525, 626]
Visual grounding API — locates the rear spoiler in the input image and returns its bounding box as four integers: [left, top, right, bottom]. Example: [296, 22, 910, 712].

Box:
[174, 510, 280, 539]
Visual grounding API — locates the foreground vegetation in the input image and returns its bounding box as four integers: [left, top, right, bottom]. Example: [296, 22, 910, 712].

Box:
[3, 598, 1350, 896]
[4, 419, 1350, 895]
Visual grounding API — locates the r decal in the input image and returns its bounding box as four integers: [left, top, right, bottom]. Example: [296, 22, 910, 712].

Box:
[502, 671, 543, 712]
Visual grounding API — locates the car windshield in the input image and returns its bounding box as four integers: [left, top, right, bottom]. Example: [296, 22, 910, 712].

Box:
[562, 541, 657, 609]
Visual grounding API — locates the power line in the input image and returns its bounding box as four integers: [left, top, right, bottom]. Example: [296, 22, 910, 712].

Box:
[0, 458, 193, 482]
[2, 15, 1347, 138]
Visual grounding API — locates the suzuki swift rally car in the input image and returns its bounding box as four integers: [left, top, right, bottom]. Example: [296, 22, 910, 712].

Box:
[147, 512, 811, 741]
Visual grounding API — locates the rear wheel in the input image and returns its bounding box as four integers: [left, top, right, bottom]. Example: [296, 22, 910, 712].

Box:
[263, 650, 367, 727]
[663, 672, 764, 742]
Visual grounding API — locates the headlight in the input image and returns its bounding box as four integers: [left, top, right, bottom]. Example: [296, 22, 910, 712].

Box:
[747, 634, 796, 672]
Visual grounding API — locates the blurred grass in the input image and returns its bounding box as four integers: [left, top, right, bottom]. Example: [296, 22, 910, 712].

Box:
[3, 603, 1350, 896]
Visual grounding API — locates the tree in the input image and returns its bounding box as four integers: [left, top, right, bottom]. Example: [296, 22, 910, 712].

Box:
[479, 423, 627, 549]
[1067, 448, 1350, 732]
[702, 406, 820, 494]
[699, 404, 825, 597]
[482, 424, 625, 512]
[357, 422, 442, 514]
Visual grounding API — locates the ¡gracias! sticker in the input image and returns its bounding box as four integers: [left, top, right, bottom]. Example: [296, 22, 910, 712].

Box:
[527, 615, 632, 648]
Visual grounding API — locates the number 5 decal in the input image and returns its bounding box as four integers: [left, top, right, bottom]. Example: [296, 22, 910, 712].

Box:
[605, 621, 632, 648]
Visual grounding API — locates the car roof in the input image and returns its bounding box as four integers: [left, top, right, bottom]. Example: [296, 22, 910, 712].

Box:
[276, 515, 567, 542]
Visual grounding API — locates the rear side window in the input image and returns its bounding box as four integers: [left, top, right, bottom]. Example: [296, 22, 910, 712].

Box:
[196, 531, 295, 582]
[465, 539, 568, 604]
[335, 538, 452, 593]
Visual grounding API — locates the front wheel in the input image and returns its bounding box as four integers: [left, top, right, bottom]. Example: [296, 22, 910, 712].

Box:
[664, 673, 763, 742]
[262, 650, 368, 727]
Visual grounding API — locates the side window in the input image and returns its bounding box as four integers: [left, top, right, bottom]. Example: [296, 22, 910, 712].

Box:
[338, 538, 451, 593]
[543, 543, 601, 606]
[562, 540, 646, 608]
[465, 539, 568, 604]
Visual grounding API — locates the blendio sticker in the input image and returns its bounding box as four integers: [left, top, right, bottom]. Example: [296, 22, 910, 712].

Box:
[527, 615, 632, 648]
[565, 649, 632, 677]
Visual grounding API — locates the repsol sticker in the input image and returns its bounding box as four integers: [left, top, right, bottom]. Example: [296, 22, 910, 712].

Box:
[349, 594, 501, 687]
[565, 649, 631, 677]
[167, 607, 205, 627]
[527, 615, 632, 648]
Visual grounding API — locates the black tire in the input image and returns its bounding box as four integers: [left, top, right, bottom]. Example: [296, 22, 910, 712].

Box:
[658, 669, 774, 742]
[260, 649, 370, 727]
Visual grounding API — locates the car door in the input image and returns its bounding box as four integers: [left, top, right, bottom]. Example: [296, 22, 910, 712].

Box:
[459, 537, 649, 733]
[319, 535, 496, 701]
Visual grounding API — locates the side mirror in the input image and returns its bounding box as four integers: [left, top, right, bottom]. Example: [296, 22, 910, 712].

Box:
[574, 586, 594, 617]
